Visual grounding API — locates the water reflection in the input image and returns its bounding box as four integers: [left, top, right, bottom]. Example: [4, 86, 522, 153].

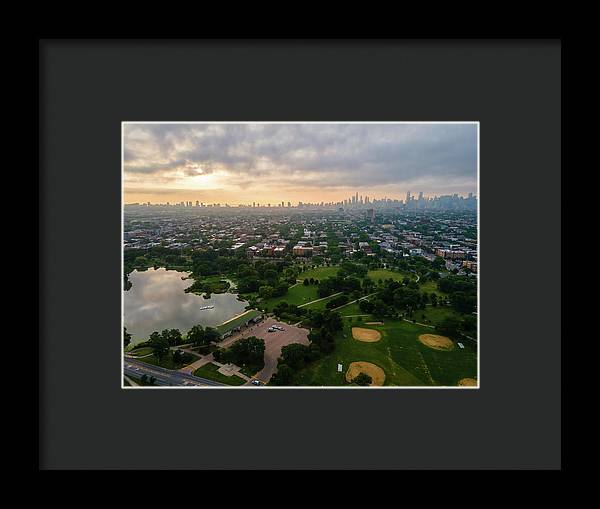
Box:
[124, 267, 248, 343]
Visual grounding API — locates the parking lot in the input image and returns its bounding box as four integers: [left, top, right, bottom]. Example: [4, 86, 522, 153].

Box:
[220, 317, 310, 384]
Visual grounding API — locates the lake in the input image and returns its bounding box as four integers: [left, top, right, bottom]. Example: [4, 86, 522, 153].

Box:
[124, 267, 248, 343]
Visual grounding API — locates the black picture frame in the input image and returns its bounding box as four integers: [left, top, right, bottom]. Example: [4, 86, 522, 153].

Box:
[38, 38, 562, 470]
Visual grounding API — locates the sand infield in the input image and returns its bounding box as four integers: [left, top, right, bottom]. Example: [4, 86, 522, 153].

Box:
[458, 378, 478, 386]
[418, 334, 454, 351]
[352, 327, 382, 342]
[345, 361, 386, 386]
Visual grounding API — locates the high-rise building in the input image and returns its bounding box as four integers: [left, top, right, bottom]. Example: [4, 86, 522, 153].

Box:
[405, 191, 411, 204]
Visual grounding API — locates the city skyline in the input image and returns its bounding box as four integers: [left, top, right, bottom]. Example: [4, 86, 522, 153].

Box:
[125, 189, 477, 208]
[124, 123, 478, 205]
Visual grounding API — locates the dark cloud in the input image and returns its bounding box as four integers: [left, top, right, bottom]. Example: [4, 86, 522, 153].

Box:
[124, 123, 477, 193]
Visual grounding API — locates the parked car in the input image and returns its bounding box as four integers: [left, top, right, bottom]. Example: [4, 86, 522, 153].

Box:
[251, 380, 261, 386]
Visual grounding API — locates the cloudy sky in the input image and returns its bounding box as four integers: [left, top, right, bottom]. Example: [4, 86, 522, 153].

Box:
[123, 123, 477, 205]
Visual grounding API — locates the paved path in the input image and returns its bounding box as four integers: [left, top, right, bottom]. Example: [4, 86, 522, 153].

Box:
[331, 292, 377, 312]
[169, 345, 203, 358]
[298, 292, 343, 308]
[179, 353, 214, 374]
[125, 353, 153, 359]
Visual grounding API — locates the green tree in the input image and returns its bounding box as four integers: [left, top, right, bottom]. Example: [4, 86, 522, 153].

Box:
[173, 349, 182, 364]
[123, 327, 131, 348]
[187, 325, 205, 346]
[280, 343, 310, 369]
[203, 327, 220, 344]
[437, 316, 461, 339]
[162, 328, 182, 346]
[259, 285, 274, 299]
[150, 334, 170, 361]
[271, 364, 294, 386]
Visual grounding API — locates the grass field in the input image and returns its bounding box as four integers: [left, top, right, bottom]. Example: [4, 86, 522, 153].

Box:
[193, 363, 246, 385]
[290, 316, 477, 387]
[336, 301, 366, 316]
[240, 361, 264, 378]
[260, 283, 320, 312]
[128, 347, 154, 357]
[134, 354, 190, 370]
[297, 265, 340, 281]
[299, 292, 346, 311]
[367, 269, 414, 283]
[411, 305, 461, 327]
[418, 280, 446, 297]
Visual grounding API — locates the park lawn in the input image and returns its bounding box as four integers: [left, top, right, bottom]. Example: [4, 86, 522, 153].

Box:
[164, 264, 193, 272]
[410, 305, 462, 327]
[135, 354, 191, 370]
[290, 317, 477, 387]
[128, 347, 154, 357]
[193, 363, 246, 386]
[367, 269, 414, 283]
[418, 280, 446, 297]
[260, 283, 320, 312]
[238, 291, 259, 301]
[333, 301, 365, 316]
[332, 293, 377, 316]
[299, 291, 346, 311]
[298, 265, 340, 281]
[239, 359, 265, 378]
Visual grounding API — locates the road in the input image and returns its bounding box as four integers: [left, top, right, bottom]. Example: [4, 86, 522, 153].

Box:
[123, 357, 228, 387]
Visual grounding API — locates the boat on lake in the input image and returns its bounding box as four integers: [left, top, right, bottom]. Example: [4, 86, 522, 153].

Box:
[199, 305, 215, 310]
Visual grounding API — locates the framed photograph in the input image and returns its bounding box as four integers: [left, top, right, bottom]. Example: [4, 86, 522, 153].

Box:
[122, 121, 479, 389]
